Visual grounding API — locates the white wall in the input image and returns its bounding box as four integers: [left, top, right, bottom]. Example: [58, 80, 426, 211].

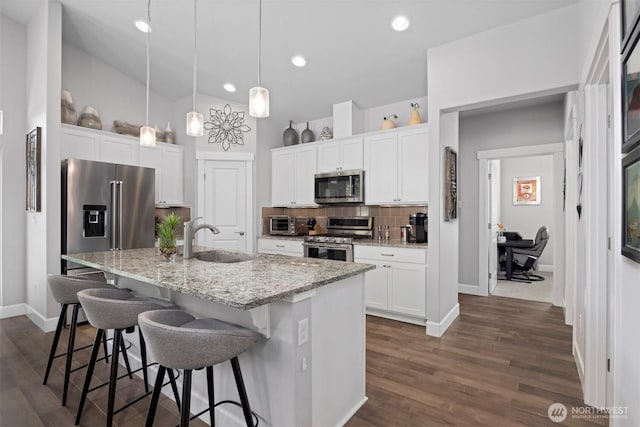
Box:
[458, 102, 564, 285]
[500, 155, 555, 267]
[427, 4, 579, 333]
[62, 42, 174, 137]
[0, 14, 27, 310]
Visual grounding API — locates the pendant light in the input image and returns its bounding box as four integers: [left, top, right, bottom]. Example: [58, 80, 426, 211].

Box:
[249, 0, 269, 118]
[140, 0, 156, 146]
[186, 0, 204, 136]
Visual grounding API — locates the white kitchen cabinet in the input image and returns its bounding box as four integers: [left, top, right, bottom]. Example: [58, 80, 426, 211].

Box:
[257, 238, 304, 257]
[139, 143, 184, 205]
[60, 125, 99, 161]
[271, 145, 317, 207]
[316, 136, 363, 173]
[363, 126, 428, 205]
[354, 245, 427, 324]
[100, 133, 140, 166]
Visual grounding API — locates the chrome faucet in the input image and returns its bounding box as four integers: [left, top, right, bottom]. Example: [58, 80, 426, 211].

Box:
[183, 217, 220, 259]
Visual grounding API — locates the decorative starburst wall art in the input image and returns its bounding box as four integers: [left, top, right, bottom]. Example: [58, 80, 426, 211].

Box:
[204, 104, 252, 151]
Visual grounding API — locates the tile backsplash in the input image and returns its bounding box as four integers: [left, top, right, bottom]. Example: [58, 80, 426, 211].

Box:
[261, 205, 427, 240]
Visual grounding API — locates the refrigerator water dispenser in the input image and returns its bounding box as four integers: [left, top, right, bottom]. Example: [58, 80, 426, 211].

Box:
[83, 205, 106, 238]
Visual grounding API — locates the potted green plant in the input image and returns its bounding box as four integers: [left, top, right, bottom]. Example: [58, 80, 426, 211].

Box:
[157, 213, 181, 261]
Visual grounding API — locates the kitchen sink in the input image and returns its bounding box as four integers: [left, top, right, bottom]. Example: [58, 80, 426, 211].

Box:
[193, 251, 254, 263]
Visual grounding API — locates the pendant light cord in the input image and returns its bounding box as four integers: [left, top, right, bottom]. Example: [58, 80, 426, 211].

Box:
[145, 0, 151, 126]
[192, 0, 198, 111]
[258, 0, 262, 87]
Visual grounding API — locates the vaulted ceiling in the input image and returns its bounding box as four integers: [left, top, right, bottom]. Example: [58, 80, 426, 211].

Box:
[2, 0, 577, 123]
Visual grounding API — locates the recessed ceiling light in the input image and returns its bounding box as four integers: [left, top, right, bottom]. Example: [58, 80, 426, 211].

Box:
[223, 83, 236, 93]
[391, 15, 410, 32]
[134, 20, 151, 33]
[291, 55, 306, 67]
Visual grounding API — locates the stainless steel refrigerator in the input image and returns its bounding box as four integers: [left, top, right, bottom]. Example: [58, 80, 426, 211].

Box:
[61, 158, 156, 273]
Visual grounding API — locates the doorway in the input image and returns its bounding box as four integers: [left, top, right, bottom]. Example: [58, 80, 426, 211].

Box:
[477, 144, 565, 305]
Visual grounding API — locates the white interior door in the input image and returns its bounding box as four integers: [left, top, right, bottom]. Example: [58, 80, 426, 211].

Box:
[201, 160, 247, 251]
[488, 159, 501, 293]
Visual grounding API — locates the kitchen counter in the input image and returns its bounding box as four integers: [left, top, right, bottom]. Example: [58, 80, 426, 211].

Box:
[62, 246, 374, 310]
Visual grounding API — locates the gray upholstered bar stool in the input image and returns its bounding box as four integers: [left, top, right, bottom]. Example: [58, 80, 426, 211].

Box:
[138, 309, 261, 427]
[43, 274, 121, 406]
[75, 288, 180, 427]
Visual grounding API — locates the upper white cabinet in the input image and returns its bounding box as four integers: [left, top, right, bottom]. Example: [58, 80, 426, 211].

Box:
[363, 126, 428, 205]
[61, 124, 184, 205]
[271, 144, 317, 207]
[140, 144, 184, 205]
[316, 136, 363, 173]
[60, 125, 100, 161]
[100, 133, 140, 166]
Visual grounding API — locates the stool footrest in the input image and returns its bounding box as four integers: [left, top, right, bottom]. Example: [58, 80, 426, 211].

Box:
[87, 362, 158, 394]
[191, 400, 259, 427]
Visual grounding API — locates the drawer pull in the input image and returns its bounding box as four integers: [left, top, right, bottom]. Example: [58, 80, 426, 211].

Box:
[381, 253, 395, 257]
[276, 244, 285, 248]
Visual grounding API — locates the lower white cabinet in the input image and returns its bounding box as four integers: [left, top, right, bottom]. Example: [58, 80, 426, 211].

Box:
[354, 245, 426, 324]
[257, 238, 304, 257]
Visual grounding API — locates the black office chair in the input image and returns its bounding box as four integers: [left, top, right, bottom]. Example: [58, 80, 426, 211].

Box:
[509, 226, 549, 281]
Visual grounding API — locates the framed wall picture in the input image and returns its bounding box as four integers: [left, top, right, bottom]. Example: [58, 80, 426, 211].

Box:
[622, 25, 640, 153]
[444, 146, 457, 221]
[26, 127, 42, 212]
[513, 176, 541, 205]
[622, 146, 640, 263]
[622, 0, 640, 50]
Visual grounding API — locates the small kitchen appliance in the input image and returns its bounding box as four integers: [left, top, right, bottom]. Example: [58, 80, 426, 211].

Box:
[409, 213, 427, 243]
[269, 215, 306, 236]
[314, 169, 364, 204]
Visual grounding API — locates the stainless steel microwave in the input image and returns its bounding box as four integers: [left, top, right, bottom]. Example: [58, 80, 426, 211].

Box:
[314, 169, 364, 204]
[269, 216, 306, 235]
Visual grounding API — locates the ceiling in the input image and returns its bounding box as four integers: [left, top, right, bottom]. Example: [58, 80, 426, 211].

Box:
[2, 0, 577, 124]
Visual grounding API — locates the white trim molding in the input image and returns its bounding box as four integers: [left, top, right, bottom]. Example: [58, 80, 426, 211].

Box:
[426, 303, 460, 337]
[458, 283, 488, 296]
[0, 303, 28, 319]
[476, 142, 564, 159]
[196, 151, 255, 161]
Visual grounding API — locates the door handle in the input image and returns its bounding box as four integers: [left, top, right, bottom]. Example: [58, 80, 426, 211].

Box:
[235, 231, 245, 236]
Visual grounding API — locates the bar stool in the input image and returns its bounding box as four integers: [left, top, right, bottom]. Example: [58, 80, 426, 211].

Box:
[43, 274, 121, 406]
[138, 309, 261, 427]
[75, 288, 181, 427]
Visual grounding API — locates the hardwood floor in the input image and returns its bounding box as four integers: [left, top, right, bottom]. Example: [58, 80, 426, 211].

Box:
[348, 294, 607, 427]
[0, 295, 606, 426]
[0, 315, 207, 427]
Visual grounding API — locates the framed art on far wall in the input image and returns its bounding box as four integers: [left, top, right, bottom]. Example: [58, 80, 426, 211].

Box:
[622, 0, 640, 50]
[622, 146, 640, 263]
[26, 127, 42, 212]
[513, 176, 541, 205]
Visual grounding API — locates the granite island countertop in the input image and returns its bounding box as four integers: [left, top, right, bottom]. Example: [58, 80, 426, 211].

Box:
[63, 247, 375, 310]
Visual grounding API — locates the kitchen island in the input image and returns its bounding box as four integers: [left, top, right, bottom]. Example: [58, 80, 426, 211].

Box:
[63, 247, 375, 427]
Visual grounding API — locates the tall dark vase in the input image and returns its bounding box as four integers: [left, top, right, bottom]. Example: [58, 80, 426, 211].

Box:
[301, 122, 315, 143]
[283, 120, 299, 146]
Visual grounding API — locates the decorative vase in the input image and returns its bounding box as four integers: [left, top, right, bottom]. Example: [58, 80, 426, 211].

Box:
[164, 122, 174, 144]
[301, 122, 315, 143]
[381, 114, 397, 130]
[159, 243, 177, 262]
[283, 120, 299, 146]
[77, 106, 103, 130]
[408, 103, 423, 125]
[319, 126, 333, 140]
[61, 90, 77, 125]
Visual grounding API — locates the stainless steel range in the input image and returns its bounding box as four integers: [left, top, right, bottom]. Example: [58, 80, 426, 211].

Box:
[303, 216, 373, 262]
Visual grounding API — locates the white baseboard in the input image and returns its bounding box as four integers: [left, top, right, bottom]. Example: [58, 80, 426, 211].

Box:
[0, 303, 28, 319]
[25, 306, 58, 333]
[574, 341, 585, 388]
[426, 303, 460, 337]
[458, 283, 488, 296]
[538, 264, 554, 273]
[365, 309, 426, 326]
[335, 396, 368, 427]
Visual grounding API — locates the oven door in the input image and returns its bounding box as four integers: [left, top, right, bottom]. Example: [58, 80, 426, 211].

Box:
[303, 242, 353, 262]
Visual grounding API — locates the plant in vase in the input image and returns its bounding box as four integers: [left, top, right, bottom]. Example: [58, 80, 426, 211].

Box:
[157, 213, 181, 261]
[497, 223, 507, 243]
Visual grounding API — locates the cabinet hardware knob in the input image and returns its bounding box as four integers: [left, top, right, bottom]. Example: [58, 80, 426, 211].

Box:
[381, 253, 394, 257]
[236, 231, 245, 236]
[276, 244, 285, 248]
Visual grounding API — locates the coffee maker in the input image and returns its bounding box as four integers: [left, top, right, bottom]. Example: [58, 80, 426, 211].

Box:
[409, 213, 427, 243]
